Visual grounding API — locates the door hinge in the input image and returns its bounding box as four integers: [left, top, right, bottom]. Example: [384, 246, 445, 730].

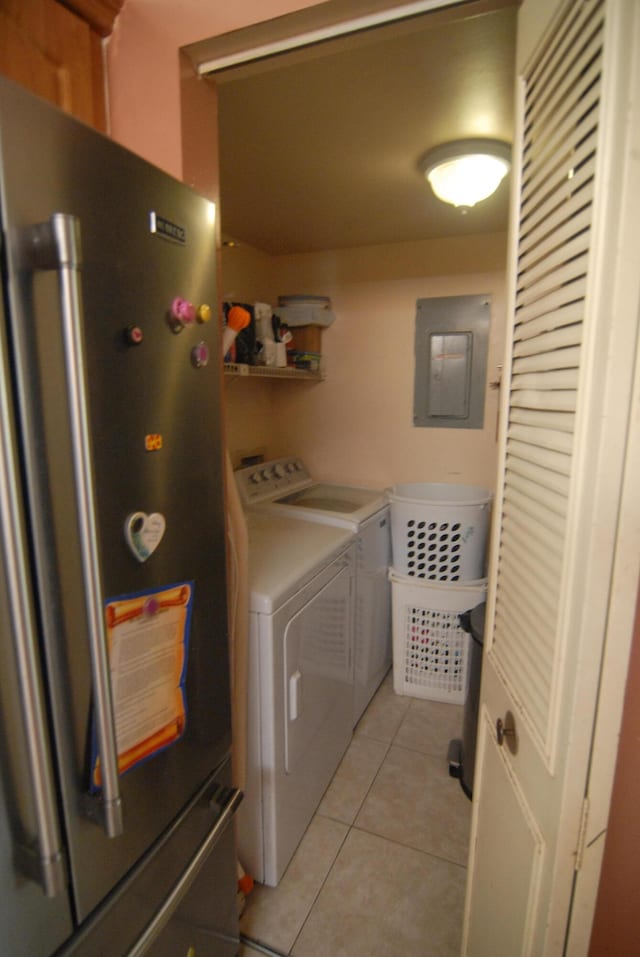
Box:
[574, 797, 590, 872]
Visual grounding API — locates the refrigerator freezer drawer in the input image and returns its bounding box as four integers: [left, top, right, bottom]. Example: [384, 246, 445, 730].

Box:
[56, 756, 241, 957]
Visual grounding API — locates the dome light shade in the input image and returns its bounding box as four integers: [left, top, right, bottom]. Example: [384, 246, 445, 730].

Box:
[419, 139, 511, 208]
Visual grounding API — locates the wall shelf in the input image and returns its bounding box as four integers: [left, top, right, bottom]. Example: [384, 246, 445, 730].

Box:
[223, 362, 324, 381]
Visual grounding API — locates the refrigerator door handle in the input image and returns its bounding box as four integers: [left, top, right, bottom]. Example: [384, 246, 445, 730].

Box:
[1, 341, 67, 898]
[126, 785, 243, 957]
[27, 213, 123, 839]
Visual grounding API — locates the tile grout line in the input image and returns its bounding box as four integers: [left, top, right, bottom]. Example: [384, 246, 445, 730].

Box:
[288, 814, 351, 955]
[288, 706, 398, 954]
[348, 822, 470, 873]
[243, 675, 468, 955]
[240, 932, 290, 957]
[288, 697, 404, 954]
[349, 693, 471, 871]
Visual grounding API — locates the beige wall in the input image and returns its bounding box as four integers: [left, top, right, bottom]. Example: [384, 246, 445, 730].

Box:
[265, 234, 507, 489]
[221, 241, 279, 468]
[221, 240, 280, 306]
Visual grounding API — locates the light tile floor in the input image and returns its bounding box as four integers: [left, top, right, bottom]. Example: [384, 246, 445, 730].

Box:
[239, 672, 471, 957]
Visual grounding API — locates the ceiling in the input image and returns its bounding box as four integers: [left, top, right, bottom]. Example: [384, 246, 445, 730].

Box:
[215, 1, 518, 256]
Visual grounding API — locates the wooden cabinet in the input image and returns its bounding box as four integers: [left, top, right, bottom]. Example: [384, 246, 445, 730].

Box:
[0, 0, 124, 131]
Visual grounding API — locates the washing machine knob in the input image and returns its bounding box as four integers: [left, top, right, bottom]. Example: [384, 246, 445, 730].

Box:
[249, 472, 261, 484]
[274, 464, 286, 477]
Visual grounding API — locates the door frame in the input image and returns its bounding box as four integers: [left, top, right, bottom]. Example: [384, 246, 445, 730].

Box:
[564, 2, 640, 939]
[177, 0, 640, 950]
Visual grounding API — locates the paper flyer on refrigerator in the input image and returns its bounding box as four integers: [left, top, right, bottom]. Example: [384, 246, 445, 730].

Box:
[90, 582, 193, 789]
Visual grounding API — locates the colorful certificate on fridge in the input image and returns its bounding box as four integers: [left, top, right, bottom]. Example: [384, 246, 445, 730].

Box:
[90, 581, 193, 790]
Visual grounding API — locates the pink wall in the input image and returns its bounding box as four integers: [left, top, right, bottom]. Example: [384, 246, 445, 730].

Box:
[107, 0, 319, 178]
[588, 585, 640, 954]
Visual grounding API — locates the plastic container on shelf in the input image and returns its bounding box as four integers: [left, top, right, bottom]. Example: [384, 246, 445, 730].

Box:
[390, 570, 487, 704]
[275, 295, 335, 328]
[386, 483, 492, 582]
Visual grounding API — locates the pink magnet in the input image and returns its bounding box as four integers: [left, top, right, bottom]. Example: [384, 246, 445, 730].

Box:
[171, 297, 196, 327]
[191, 341, 210, 368]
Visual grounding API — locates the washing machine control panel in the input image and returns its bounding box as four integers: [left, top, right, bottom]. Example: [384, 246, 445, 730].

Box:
[235, 457, 311, 505]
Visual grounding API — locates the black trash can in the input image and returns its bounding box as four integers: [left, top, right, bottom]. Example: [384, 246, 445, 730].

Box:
[448, 601, 486, 800]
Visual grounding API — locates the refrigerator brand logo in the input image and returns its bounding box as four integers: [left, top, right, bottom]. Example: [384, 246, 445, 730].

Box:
[150, 211, 186, 245]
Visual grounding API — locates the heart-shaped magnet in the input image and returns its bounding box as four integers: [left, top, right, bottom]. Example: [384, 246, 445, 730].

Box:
[125, 512, 166, 563]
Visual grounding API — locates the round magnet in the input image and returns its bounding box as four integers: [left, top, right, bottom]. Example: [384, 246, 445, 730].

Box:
[191, 341, 210, 368]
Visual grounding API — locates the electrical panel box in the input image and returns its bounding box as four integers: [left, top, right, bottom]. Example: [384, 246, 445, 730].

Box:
[413, 294, 490, 429]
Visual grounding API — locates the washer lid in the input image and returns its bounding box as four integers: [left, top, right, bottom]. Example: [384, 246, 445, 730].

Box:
[271, 483, 387, 525]
[247, 513, 353, 613]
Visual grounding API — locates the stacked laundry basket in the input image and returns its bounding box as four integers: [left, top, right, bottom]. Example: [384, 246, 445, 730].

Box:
[387, 483, 491, 706]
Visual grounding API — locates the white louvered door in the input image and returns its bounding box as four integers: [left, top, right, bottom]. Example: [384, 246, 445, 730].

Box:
[462, 0, 640, 954]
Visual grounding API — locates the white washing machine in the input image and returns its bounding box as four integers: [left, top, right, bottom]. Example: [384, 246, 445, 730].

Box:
[235, 458, 392, 723]
[238, 511, 355, 887]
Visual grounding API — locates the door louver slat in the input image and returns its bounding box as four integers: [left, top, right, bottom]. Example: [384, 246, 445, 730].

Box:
[506, 471, 568, 518]
[496, 595, 555, 675]
[508, 440, 571, 479]
[522, 88, 600, 207]
[508, 422, 574, 454]
[513, 325, 581, 358]
[497, 565, 558, 646]
[496, 603, 555, 680]
[513, 346, 581, 375]
[517, 252, 589, 310]
[518, 230, 591, 298]
[502, 523, 564, 583]
[513, 301, 583, 344]
[507, 456, 570, 500]
[518, 189, 593, 263]
[523, 33, 601, 157]
[515, 278, 587, 333]
[510, 389, 576, 412]
[500, 533, 562, 602]
[525, 1, 604, 116]
[509, 406, 575, 434]
[511, 369, 579, 392]
[494, 609, 551, 715]
[491, 0, 604, 761]
[518, 206, 591, 274]
[521, 75, 600, 215]
[521, 157, 596, 245]
[500, 502, 564, 552]
[502, 491, 566, 549]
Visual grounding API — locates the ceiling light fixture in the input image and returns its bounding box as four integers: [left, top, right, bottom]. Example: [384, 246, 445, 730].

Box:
[418, 139, 511, 209]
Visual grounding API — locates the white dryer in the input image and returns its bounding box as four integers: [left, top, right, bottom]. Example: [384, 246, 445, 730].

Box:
[235, 458, 391, 723]
[238, 511, 355, 887]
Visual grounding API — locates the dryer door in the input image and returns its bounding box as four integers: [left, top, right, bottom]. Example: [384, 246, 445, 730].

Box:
[284, 560, 353, 775]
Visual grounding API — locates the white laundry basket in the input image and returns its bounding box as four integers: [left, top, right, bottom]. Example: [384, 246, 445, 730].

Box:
[386, 483, 491, 582]
[390, 571, 487, 703]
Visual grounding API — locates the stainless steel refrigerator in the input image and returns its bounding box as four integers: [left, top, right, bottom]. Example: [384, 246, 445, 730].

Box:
[0, 76, 241, 956]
